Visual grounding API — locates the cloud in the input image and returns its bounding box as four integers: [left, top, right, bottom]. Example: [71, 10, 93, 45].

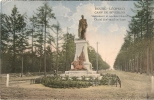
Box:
[100, 1, 110, 9]
[108, 24, 119, 32]
[120, 26, 126, 32]
[71, 3, 95, 24]
[53, 3, 71, 18]
[2, 1, 44, 17]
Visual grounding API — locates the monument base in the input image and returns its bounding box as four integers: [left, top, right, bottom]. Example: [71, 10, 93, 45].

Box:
[61, 70, 100, 78]
[64, 39, 101, 78]
[72, 39, 92, 71]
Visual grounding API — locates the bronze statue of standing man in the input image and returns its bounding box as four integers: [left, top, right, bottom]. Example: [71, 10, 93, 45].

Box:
[78, 15, 88, 40]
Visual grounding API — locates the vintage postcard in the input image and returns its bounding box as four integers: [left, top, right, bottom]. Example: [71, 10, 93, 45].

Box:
[1, 0, 154, 99]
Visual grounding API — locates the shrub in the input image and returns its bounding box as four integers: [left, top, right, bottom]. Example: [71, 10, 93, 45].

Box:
[88, 76, 94, 82]
[35, 78, 42, 84]
[64, 75, 69, 81]
[81, 76, 86, 81]
[40, 76, 92, 88]
[72, 76, 78, 81]
[36, 73, 120, 88]
[100, 73, 118, 85]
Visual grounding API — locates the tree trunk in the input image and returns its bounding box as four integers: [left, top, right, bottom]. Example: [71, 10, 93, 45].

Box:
[12, 31, 16, 73]
[32, 27, 34, 72]
[146, 47, 150, 74]
[129, 60, 130, 72]
[21, 53, 23, 77]
[44, 25, 46, 76]
[56, 26, 59, 72]
[39, 57, 42, 73]
[150, 46, 153, 74]
[139, 53, 142, 74]
[136, 56, 139, 73]
[44, 11, 47, 76]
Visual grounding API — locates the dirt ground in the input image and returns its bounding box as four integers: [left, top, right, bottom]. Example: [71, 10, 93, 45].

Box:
[1, 70, 154, 99]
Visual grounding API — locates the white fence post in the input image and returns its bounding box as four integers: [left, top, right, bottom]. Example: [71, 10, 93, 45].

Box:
[6, 74, 9, 87]
[152, 76, 154, 92]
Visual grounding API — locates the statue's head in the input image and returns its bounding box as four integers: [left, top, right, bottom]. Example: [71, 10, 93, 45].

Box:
[81, 15, 84, 19]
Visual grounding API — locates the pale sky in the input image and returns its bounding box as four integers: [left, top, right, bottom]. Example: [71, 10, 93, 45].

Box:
[1, 0, 136, 69]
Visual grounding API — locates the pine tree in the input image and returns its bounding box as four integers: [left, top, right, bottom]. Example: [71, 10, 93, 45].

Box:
[51, 22, 63, 72]
[114, 0, 154, 74]
[1, 6, 27, 73]
[33, 3, 56, 75]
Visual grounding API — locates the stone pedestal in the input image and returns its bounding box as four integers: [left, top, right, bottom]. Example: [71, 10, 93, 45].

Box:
[71, 39, 92, 71]
[63, 39, 100, 78]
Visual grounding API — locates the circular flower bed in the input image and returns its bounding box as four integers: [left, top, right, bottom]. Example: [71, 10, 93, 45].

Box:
[35, 73, 120, 88]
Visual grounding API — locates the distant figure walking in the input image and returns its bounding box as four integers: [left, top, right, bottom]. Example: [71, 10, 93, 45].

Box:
[116, 76, 121, 88]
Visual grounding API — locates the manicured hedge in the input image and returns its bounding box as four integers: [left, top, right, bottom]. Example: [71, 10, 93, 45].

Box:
[35, 73, 119, 88]
[40, 76, 92, 88]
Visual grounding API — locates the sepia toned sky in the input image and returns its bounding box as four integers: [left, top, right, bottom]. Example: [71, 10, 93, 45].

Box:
[1, 0, 136, 69]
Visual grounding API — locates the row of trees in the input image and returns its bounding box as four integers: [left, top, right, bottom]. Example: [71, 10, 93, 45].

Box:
[1, 3, 110, 74]
[114, 0, 154, 75]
